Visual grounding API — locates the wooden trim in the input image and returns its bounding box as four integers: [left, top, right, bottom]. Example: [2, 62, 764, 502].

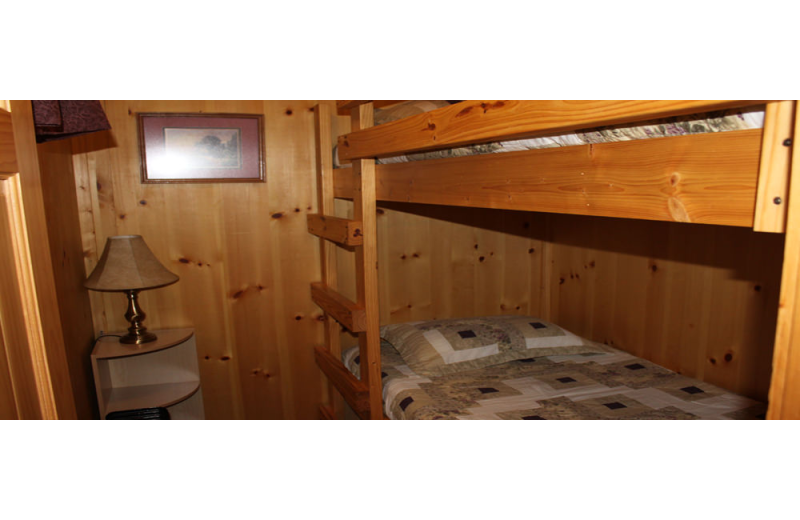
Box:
[313, 346, 370, 419]
[310, 282, 367, 333]
[307, 214, 364, 246]
[0, 109, 17, 174]
[0, 177, 42, 418]
[335, 129, 762, 227]
[754, 101, 795, 233]
[337, 100, 761, 161]
[1, 175, 62, 419]
[768, 109, 800, 419]
[4, 101, 77, 419]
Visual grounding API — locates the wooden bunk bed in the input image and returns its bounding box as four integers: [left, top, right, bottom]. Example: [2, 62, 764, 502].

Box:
[308, 100, 800, 420]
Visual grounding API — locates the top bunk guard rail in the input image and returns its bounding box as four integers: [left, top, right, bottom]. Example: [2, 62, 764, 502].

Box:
[333, 100, 796, 233]
[337, 100, 762, 161]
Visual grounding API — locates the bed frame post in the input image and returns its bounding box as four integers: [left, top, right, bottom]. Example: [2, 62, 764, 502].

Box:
[768, 101, 800, 419]
[350, 103, 383, 419]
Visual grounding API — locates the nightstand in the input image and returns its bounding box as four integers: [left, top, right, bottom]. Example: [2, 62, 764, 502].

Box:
[90, 328, 204, 419]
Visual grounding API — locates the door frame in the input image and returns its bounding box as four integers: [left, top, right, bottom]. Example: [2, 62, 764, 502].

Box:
[0, 101, 76, 419]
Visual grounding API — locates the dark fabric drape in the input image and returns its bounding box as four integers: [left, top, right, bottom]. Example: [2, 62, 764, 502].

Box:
[31, 100, 111, 143]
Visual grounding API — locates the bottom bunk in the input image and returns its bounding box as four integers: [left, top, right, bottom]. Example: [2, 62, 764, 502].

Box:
[342, 316, 766, 420]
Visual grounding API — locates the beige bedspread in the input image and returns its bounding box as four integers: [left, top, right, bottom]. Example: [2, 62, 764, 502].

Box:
[343, 341, 765, 420]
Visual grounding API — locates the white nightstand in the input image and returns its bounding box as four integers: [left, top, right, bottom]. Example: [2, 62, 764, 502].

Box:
[90, 328, 204, 420]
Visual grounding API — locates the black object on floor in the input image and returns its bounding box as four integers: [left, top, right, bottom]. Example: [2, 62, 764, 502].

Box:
[106, 407, 171, 420]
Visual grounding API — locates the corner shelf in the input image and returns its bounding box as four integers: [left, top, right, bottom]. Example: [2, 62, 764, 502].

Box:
[91, 328, 204, 420]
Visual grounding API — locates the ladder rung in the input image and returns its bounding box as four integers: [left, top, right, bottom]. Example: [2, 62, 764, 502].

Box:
[314, 346, 370, 419]
[307, 214, 363, 246]
[311, 282, 366, 333]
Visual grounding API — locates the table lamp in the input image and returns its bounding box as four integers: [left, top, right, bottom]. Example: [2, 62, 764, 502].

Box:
[84, 235, 179, 345]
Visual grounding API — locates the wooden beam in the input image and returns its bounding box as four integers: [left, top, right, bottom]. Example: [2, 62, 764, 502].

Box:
[0, 109, 17, 174]
[351, 103, 383, 420]
[768, 109, 800, 419]
[310, 282, 366, 333]
[313, 346, 370, 419]
[754, 101, 795, 233]
[307, 213, 363, 246]
[334, 129, 762, 227]
[337, 100, 761, 161]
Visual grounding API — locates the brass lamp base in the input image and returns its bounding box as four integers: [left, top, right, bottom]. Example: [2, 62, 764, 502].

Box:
[120, 330, 158, 345]
[120, 289, 158, 345]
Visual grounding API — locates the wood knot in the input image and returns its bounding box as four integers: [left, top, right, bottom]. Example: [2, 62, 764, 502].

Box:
[271, 212, 284, 219]
[528, 248, 535, 254]
[724, 352, 733, 362]
[178, 258, 191, 264]
[220, 356, 231, 361]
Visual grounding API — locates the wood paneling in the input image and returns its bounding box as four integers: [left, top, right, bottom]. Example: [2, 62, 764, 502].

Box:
[72, 101, 330, 419]
[754, 101, 795, 233]
[542, 214, 782, 401]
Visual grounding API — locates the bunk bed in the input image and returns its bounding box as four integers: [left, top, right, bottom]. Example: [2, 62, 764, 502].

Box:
[308, 100, 800, 420]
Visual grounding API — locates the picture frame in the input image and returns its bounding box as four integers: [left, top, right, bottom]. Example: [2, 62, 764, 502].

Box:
[137, 112, 265, 183]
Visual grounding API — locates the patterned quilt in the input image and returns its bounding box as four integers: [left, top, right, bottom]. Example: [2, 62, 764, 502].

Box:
[343, 341, 766, 420]
[333, 101, 765, 168]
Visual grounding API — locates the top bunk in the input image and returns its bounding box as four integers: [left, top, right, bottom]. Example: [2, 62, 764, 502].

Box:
[329, 100, 796, 232]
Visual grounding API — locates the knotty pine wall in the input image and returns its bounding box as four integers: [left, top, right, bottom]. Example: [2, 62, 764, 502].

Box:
[545, 215, 783, 401]
[72, 101, 332, 419]
[334, 203, 782, 402]
[71, 102, 782, 419]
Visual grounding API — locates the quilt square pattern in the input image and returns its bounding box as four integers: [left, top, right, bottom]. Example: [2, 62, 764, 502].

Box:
[343, 340, 766, 421]
[379, 315, 610, 377]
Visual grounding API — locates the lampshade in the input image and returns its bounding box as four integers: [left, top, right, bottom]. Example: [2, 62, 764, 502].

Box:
[85, 235, 179, 292]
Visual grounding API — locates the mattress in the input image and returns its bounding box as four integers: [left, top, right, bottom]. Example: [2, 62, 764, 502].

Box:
[343, 340, 766, 420]
[333, 101, 765, 168]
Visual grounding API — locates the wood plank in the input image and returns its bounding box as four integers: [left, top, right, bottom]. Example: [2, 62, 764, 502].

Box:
[351, 103, 383, 420]
[768, 109, 800, 419]
[0, 179, 42, 418]
[307, 213, 363, 246]
[313, 346, 369, 419]
[310, 282, 367, 333]
[7, 101, 77, 419]
[335, 130, 762, 227]
[338, 100, 761, 161]
[754, 101, 795, 233]
[0, 109, 17, 174]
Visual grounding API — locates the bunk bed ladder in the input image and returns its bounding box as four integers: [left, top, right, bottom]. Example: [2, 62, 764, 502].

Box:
[309, 102, 382, 420]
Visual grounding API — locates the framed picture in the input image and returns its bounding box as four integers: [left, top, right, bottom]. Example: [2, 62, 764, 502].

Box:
[138, 113, 265, 183]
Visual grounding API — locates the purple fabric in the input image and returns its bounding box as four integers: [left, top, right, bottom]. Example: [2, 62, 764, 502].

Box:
[31, 100, 111, 143]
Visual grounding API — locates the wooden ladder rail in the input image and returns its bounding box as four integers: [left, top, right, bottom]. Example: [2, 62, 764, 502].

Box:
[310, 102, 382, 420]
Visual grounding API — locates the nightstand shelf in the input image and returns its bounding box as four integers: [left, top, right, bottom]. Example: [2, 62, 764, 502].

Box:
[91, 328, 204, 420]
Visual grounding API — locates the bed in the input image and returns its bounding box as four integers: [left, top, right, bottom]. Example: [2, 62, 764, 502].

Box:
[342, 324, 766, 421]
[309, 99, 800, 420]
